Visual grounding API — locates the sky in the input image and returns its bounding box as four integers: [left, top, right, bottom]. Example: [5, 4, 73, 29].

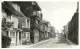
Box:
[37, 1, 77, 33]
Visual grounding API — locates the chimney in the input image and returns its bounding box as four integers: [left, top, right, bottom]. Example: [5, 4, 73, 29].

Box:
[76, 2, 79, 13]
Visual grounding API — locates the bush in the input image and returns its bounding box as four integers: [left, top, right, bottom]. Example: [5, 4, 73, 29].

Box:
[2, 35, 11, 48]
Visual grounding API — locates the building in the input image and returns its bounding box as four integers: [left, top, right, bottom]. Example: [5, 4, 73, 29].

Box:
[42, 21, 49, 39]
[2, 1, 56, 47]
[39, 20, 45, 41]
[11, 1, 42, 44]
[49, 26, 56, 38]
[2, 1, 31, 46]
[39, 20, 55, 40]
[67, 2, 79, 44]
[63, 25, 68, 40]
[24, 2, 42, 43]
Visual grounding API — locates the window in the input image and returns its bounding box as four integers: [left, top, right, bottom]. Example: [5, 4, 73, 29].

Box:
[27, 19, 30, 27]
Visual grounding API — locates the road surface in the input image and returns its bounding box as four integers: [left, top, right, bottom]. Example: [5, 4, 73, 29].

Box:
[10, 37, 76, 48]
[31, 37, 73, 48]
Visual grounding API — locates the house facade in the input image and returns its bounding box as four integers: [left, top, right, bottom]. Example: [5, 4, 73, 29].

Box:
[2, 2, 31, 46]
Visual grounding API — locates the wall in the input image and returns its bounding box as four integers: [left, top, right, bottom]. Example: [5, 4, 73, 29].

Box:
[11, 15, 18, 28]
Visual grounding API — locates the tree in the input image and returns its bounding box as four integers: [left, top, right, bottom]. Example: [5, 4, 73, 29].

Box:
[2, 18, 13, 31]
[2, 17, 13, 48]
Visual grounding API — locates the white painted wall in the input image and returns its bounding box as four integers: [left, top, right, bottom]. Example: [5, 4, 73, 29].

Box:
[11, 15, 18, 28]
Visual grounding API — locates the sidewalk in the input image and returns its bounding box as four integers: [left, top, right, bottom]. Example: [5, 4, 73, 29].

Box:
[9, 38, 52, 48]
[66, 39, 75, 45]
[65, 39, 77, 47]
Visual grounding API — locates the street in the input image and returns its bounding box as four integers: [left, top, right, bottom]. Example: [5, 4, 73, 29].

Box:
[10, 36, 76, 48]
[2, 1, 79, 48]
[32, 37, 73, 48]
